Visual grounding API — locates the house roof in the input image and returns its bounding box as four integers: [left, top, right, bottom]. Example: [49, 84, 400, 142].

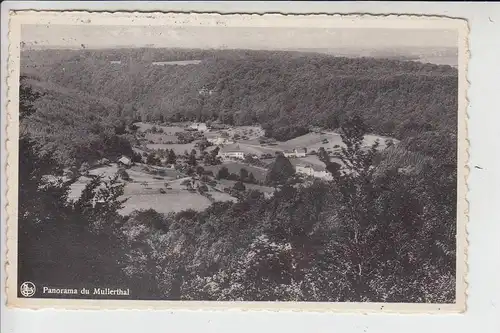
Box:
[118, 156, 132, 164]
[284, 148, 307, 153]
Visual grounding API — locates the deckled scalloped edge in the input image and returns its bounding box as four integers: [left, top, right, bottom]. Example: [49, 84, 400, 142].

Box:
[3, 10, 470, 313]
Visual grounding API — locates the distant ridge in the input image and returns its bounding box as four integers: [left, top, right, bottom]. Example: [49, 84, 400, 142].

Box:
[21, 44, 458, 67]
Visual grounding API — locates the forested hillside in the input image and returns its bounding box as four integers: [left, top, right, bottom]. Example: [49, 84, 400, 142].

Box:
[20, 75, 134, 166]
[22, 48, 458, 142]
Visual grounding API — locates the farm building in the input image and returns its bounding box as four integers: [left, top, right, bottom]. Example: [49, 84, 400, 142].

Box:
[283, 148, 307, 158]
[218, 144, 248, 160]
[198, 87, 215, 96]
[190, 122, 209, 132]
[295, 163, 333, 180]
[219, 151, 245, 160]
[117, 156, 132, 167]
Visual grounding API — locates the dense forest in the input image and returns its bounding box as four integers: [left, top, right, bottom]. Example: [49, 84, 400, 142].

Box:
[22, 48, 457, 143]
[18, 48, 458, 302]
[19, 76, 134, 166]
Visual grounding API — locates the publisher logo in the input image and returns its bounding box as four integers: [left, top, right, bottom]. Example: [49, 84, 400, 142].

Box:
[20, 281, 36, 297]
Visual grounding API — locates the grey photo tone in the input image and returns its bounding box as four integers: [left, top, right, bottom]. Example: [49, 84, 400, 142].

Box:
[17, 24, 458, 302]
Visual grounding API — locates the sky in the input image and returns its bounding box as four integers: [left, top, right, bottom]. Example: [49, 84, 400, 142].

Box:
[21, 25, 458, 51]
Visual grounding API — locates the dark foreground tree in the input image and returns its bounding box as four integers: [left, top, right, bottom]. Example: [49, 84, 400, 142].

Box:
[217, 166, 230, 179]
[266, 154, 295, 186]
[317, 115, 456, 302]
[166, 149, 177, 165]
[18, 82, 130, 295]
[233, 181, 246, 191]
[18, 133, 130, 293]
[239, 168, 249, 182]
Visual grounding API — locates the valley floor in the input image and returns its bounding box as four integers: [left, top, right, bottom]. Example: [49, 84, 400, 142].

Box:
[68, 121, 395, 216]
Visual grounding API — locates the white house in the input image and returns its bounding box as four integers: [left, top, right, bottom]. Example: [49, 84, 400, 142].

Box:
[295, 164, 333, 180]
[218, 144, 247, 160]
[190, 122, 209, 132]
[117, 156, 132, 167]
[295, 165, 315, 177]
[219, 150, 245, 160]
[283, 148, 307, 158]
[199, 87, 215, 96]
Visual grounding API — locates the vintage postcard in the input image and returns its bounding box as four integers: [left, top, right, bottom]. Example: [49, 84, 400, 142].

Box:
[4, 11, 468, 312]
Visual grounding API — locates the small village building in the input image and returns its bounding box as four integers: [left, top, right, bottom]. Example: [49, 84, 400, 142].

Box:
[218, 144, 248, 160]
[190, 122, 209, 132]
[219, 150, 245, 160]
[264, 192, 274, 199]
[198, 87, 215, 96]
[117, 156, 132, 168]
[283, 148, 307, 158]
[295, 163, 333, 180]
[110, 60, 121, 65]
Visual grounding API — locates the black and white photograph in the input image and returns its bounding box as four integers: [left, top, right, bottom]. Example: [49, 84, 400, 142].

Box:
[6, 12, 468, 310]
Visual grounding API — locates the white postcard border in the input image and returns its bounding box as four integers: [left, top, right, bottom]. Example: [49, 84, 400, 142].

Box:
[4, 10, 469, 313]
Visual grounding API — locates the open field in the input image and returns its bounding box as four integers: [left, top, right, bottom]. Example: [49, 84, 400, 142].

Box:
[136, 122, 189, 144]
[135, 122, 186, 135]
[146, 143, 197, 155]
[208, 191, 238, 203]
[204, 131, 223, 140]
[243, 132, 396, 155]
[225, 125, 264, 140]
[121, 176, 237, 215]
[69, 163, 185, 199]
[68, 163, 217, 215]
[145, 132, 178, 144]
[287, 156, 342, 169]
[364, 134, 395, 147]
[260, 154, 334, 169]
[129, 164, 182, 178]
[88, 164, 120, 178]
[235, 143, 281, 155]
[119, 192, 212, 215]
[282, 132, 341, 151]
